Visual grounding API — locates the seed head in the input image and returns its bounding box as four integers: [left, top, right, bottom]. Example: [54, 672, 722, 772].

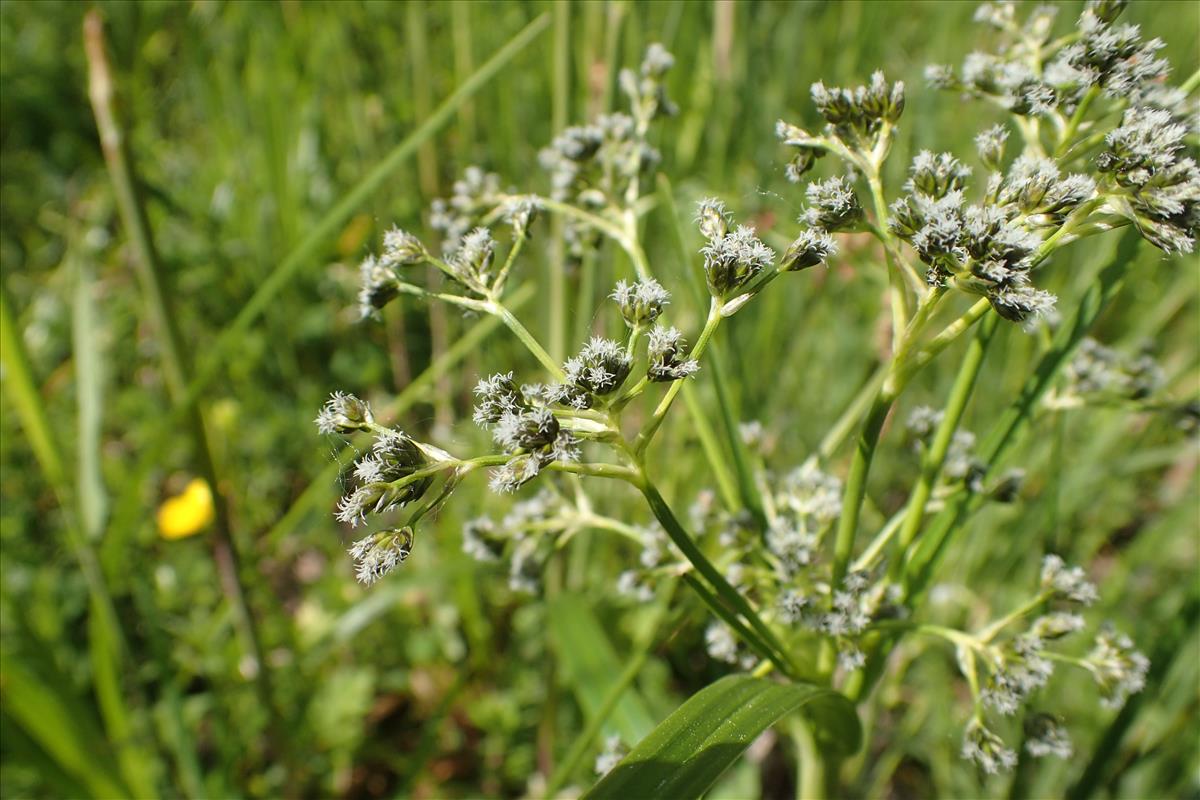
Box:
[781, 227, 838, 271]
[381, 227, 426, 267]
[348, 527, 413, 586]
[611, 278, 670, 327]
[803, 176, 864, 231]
[961, 719, 1017, 774]
[316, 392, 374, 434]
[696, 197, 732, 241]
[975, 125, 1010, 171]
[646, 325, 700, 382]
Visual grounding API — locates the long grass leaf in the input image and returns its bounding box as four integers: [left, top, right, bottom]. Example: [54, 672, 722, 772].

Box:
[548, 594, 656, 744]
[0, 652, 129, 799]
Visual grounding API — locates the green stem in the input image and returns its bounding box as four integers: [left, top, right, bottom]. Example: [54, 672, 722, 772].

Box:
[977, 591, 1049, 644]
[492, 231, 527, 293]
[817, 363, 887, 461]
[634, 299, 722, 455]
[830, 390, 895, 589]
[1055, 85, 1100, 158]
[489, 299, 566, 379]
[681, 382, 741, 510]
[637, 475, 799, 679]
[890, 314, 998, 583]
[1180, 67, 1200, 96]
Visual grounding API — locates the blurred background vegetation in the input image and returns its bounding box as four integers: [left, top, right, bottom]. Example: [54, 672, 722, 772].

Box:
[1, 1, 1196, 798]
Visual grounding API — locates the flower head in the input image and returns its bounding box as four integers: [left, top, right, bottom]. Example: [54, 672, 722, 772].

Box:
[315, 392, 374, 434]
[611, 278, 670, 327]
[646, 325, 700, 382]
[348, 527, 413, 586]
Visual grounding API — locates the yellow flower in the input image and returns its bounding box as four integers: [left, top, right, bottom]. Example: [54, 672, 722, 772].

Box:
[157, 478, 214, 540]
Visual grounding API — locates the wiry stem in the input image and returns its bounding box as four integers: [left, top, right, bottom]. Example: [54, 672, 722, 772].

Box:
[888, 313, 998, 582]
[84, 10, 281, 747]
[634, 298, 722, 455]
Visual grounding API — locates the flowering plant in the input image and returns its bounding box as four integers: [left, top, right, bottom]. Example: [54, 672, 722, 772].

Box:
[317, 1, 1195, 794]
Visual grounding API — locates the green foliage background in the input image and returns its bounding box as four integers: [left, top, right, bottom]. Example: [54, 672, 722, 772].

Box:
[1, 1, 1196, 798]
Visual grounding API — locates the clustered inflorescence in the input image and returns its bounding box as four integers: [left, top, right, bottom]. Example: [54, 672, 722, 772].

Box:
[313, 1, 1194, 780]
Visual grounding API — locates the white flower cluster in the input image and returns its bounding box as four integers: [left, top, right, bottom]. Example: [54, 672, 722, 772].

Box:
[429, 165, 504, 252]
[473, 372, 579, 494]
[611, 278, 670, 327]
[1064, 337, 1164, 401]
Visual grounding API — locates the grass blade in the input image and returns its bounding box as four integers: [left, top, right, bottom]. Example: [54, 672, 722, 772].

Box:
[548, 594, 656, 744]
[3, 277, 153, 795]
[0, 651, 129, 799]
[171, 12, 551, 427]
[72, 257, 107, 541]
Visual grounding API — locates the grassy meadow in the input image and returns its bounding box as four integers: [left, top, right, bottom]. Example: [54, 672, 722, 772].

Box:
[1, 1, 1197, 798]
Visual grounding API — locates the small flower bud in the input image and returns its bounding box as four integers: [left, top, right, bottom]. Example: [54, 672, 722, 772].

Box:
[696, 197, 731, 241]
[781, 227, 838, 271]
[961, 720, 1017, 774]
[1086, 626, 1149, 709]
[975, 124, 1009, 171]
[462, 516, 505, 563]
[640, 42, 674, 78]
[646, 326, 700, 382]
[494, 407, 560, 451]
[1086, 0, 1128, 25]
[348, 527, 413, 586]
[989, 468, 1025, 502]
[1031, 612, 1085, 641]
[925, 63, 956, 89]
[503, 195, 540, 238]
[803, 176, 864, 231]
[907, 151, 972, 199]
[315, 392, 374, 434]
[473, 372, 524, 426]
[701, 224, 775, 299]
[382, 227, 427, 266]
[562, 337, 633, 397]
[357, 254, 398, 318]
[1024, 715, 1073, 760]
[451, 227, 495, 287]
[1040, 554, 1098, 605]
[611, 278, 670, 327]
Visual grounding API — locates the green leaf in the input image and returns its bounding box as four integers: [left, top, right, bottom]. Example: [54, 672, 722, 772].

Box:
[583, 675, 860, 800]
[0, 651, 129, 799]
[549, 594, 656, 743]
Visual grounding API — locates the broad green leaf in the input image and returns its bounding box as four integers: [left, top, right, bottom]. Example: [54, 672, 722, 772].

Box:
[584, 675, 860, 800]
[549, 594, 656, 743]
